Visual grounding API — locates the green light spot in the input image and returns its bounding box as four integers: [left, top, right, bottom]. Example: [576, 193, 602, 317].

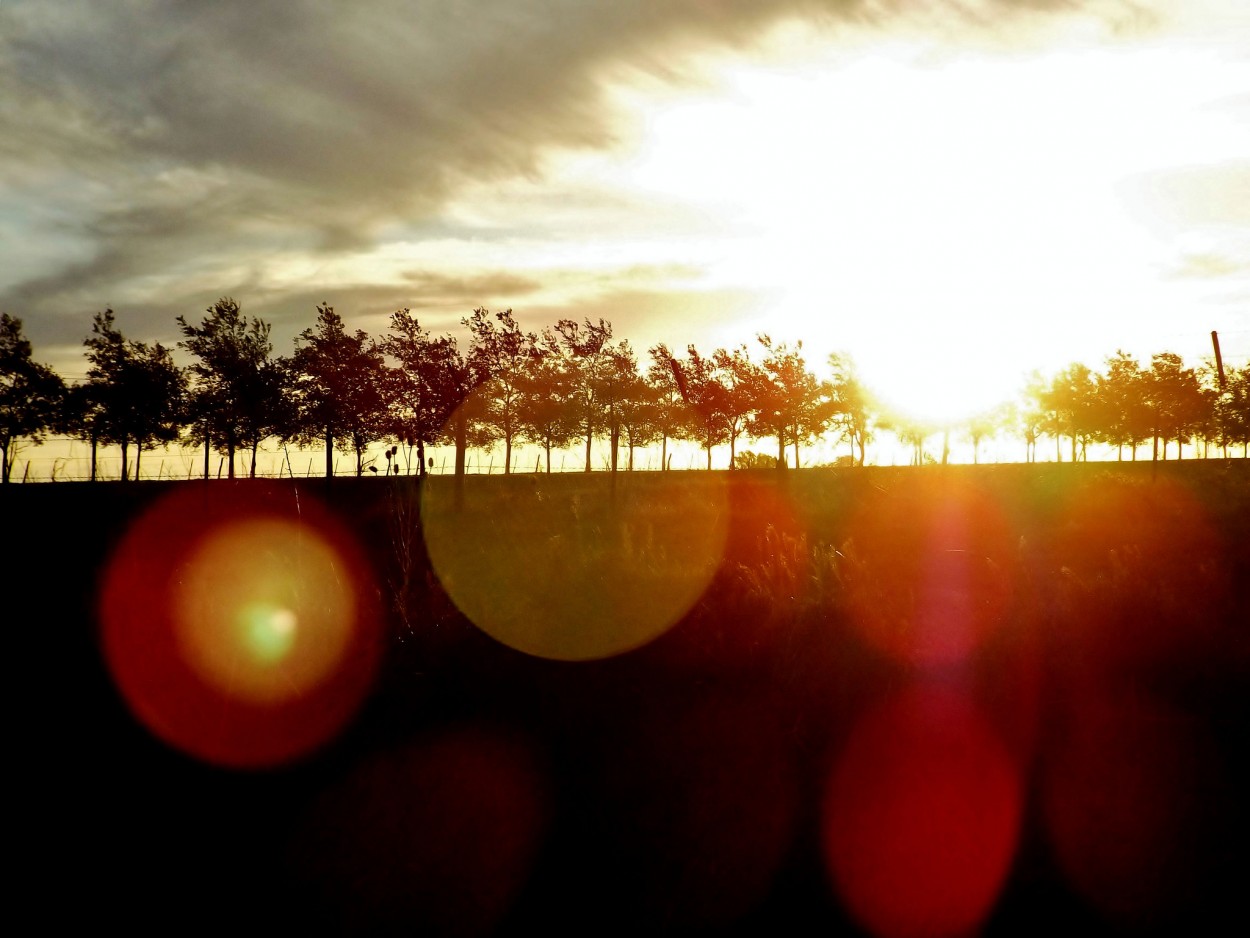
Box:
[237, 603, 298, 663]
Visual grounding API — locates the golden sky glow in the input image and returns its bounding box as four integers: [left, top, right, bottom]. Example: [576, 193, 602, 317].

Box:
[2, 1, 1248, 431]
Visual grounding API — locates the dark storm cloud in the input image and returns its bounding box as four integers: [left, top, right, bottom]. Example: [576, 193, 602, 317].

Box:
[1, 0, 1136, 358]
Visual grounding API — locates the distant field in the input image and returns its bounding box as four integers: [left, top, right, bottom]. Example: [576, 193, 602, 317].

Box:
[10, 460, 1248, 935]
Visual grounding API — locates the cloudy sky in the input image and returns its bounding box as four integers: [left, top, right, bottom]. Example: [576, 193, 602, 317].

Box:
[3, 0, 1248, 421]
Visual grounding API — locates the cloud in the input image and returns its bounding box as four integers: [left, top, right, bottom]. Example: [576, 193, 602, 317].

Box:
[1170, 251, 1250, 280]
[1123, 160, 1250, 231]
[0, 0, 1173, 362]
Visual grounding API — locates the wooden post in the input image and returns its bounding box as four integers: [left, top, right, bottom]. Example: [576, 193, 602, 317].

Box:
[1212, 331, 1227, 390]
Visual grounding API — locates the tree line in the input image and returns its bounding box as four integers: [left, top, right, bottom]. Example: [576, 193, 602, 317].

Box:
[2, 303, 1248, 483]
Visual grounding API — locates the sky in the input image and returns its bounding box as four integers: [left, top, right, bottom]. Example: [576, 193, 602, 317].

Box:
[3, 0, 1249, 426]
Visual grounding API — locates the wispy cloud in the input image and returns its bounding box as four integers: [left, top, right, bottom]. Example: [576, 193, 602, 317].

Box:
[1, 0, 1240, 377]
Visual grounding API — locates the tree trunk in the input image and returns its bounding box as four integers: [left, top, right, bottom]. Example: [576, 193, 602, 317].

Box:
[584, 429, 592, 473]
[454, 412, 467, 510]
[250, 440, 259, 478]
[545, 438, 552, 474]
[610, 423, 619, 476]
[504, 435, 512, 475]
[121, 438, 131, 481]
[777, 433, 785, 469]
[91, 429, 98, 481]
[203, 434, 210, 480]
[135, 445, 142, 481]
[1, 440, 8, 483]
[661, 435, 668, 472]
[454, 414, 467, 478]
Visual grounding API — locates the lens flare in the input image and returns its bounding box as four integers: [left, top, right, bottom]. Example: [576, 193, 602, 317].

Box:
[823, 686, 1023, 938]
[840, 477, 1015, 668]
[173, 518, 356, 705]
[1050, 473, 1229, 673]
[421, 472, 728, 661]
[290, 726, 548, 936]
[98, 484, 380, 768]
[592, 693, 798, 930]
[1043, 691, 1224, 930]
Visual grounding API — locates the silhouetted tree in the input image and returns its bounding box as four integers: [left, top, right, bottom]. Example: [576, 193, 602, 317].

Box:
[1214, 363, 1250, 457]
[714, 345, 763, 470]
[599, 339, 640, 478]
[892, 417, 934, 466]
[178, 297, 285, 478]
[1098, 351, 1149, 460]
[381, 308, 459, 476]
[62, 381, 106, 481]
[290, 304, 388, 477]
[1, 313, 65, 483]
[466, 307, 536, 475]
[645, 343, 689, 472]
[519, 329, 578, 473]
[1146, 352, 1204, 461]
[1047, 363, 1098, 462]
[827, 352, 873, 467]
[752, 335, 832, 469]
[82, 309, 185, 480]
[672, 345, 728, 469]
[1021, 370, 1063, 461]
[964, 410, 999, 465]
[619, 367, 661, 470]
[554, 318, 614, 472]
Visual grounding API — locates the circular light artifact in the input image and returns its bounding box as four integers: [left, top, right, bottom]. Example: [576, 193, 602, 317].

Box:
[291, 726, 548, 936]
[172, 518, 356, 706]
[98, 484, 381, 769]
[823, 686, 1023, 938]
[840, 478, 1015, 669]
[421, 472, 729, 661]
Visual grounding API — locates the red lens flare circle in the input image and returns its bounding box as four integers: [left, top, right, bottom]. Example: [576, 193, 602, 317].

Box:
[823, 686, 1023, 938]
[841, 478, 1015, 669]
[98, 484, 381, 769]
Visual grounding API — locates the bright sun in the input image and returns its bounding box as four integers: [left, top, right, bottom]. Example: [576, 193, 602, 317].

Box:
[608, 35, 1246, 424]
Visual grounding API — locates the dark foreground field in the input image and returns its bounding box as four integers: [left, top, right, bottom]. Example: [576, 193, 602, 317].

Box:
[10, 462, 1249, 936]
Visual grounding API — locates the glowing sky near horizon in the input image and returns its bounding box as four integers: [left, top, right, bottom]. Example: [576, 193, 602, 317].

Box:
[2, 1, 1248, 426]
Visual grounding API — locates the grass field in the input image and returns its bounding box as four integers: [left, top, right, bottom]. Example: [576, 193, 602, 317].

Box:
[9, 461, 1248, 935]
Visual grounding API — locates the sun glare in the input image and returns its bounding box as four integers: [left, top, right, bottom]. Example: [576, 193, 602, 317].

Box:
[606, 37, 1250, 421]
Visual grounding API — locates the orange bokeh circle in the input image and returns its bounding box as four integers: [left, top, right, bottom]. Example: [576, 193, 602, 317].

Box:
[97, 483, 382, 769]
